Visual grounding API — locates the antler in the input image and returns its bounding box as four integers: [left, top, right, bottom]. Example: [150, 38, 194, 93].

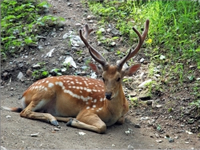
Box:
[79, 25, 108, 69]
[117, 19, 149, 71]
[80, 20, 149, 71]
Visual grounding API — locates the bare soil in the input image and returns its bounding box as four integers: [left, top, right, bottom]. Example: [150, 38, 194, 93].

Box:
[1, 0, 200, 149]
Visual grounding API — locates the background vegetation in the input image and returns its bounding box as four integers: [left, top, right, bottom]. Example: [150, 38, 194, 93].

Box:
[87, 0, 200, 108]
[1, 0, 64, 61]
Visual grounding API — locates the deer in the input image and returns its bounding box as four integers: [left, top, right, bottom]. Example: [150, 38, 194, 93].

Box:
[2, 19, 149, 133]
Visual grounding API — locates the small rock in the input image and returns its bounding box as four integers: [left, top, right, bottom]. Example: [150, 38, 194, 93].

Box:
[106, 28, 112, 32]
[30, 132, 39, 137]
[6, 115, 11, 119]
[91, 72, 97, 79]
[189, 65, 196, 69]
[111, 28, 121, 35]
[18, 62, 24, 68]
[99, 28, 106, 33]
[129, 91, 137, 97]
[61, 68, 67, 72]
[140, 58, 145, 63]
[185, 141, 190, 144]
[160, 55, 166, 60]
[168, 138, 174, 143]
[125, 128, 133, 135]
[156, 139, 163, 143]
[140, 116, 149, 120]
[187, 119, 194, 124]
[54, 128, 60, 131]
[17, 72, 24, 81]
[2, 72, 10, 80]
[67, 3, 72, 7]
[1, 146, 7, 150]
[138, 79, 152, 88]
[110, 41, 116, 46]
[88, 20, 94, 23]
[77, 57, 83, 63]
[26, 69, 33, 77]
[112, 144, 115, 147]
[63, 56, 77, 68]
[32, 64, 41, 69]
[45, 48, 55, 58]
[156, 104, 162, 108]
[127, 145, 134, 150]
[186, 130, 193, 134]
[75, 23, 82, 27]
[87, 15, 95, 20]
[146, 100, 153, 105]
[134, 124, 140, 128]
[78, 132, 86, 135]
[71, 47, 79, 51]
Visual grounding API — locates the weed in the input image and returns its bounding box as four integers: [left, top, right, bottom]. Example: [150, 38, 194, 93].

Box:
[1, 0, 65, 61]
[129, 96, 139, 107]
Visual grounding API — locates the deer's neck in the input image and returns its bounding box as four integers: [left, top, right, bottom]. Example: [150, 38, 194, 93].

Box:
[107, 84, 126, 114]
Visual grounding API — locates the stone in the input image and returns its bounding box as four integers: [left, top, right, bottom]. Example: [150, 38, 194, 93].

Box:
[138, 79, 152, 88]
[139, 94, 151, 100]
[17, 72, 24, 81]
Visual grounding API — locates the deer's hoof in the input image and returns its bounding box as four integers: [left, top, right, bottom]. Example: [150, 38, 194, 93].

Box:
[66, 118, 73, 126]
[50, 120, 59, 126]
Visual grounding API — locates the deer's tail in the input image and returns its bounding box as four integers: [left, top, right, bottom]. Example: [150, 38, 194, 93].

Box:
[1, 106, 23, 113]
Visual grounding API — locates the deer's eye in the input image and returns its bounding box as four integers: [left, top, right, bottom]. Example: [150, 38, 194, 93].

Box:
[116, 77, 121, 82]
[102, 78, 105, 82]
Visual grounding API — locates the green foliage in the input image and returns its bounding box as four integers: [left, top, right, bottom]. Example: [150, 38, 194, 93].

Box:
[1, 0, 65, 61]
[32, 69, 49, 80]
[87, 0, 200, 69]
[87, 0, 200, 102]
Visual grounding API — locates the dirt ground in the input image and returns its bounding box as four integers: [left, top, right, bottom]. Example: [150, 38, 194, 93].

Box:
[1, 0, 200, 149]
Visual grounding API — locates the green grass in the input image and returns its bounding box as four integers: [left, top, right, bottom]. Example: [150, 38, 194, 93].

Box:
[1, 0, 65, 61]
[87, 0, 200, 106]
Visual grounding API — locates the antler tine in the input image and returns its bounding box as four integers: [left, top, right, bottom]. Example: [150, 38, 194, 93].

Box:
[83, 24, 94, 40]
[79, 25, 107, 68]
[118, 19, 150, 70]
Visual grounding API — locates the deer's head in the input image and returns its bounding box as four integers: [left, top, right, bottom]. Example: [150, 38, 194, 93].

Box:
[80, 20, 149, 100]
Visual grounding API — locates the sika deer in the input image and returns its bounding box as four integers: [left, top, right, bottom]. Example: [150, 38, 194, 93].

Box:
[2, 20, 149, 133]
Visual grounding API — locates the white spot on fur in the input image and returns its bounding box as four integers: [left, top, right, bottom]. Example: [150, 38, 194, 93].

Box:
[48, 83, 54, 88]
[84, 81, 88, 86]
[86, 106, 90, 109]
[86, 89, 92, 92]
[93, 99, 97, 103]
[92, 105, 96, 108]
[63, 89, 92, 101]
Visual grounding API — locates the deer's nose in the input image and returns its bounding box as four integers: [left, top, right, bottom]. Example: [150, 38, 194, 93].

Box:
[105, 92, 112, 100]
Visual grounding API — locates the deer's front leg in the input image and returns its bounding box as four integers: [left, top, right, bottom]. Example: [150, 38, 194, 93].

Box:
[66, 111, 106, 133]
[116, 116, 125, 125]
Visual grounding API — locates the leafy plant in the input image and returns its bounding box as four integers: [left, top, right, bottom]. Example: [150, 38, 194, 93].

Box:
[1, 0, 65, 61]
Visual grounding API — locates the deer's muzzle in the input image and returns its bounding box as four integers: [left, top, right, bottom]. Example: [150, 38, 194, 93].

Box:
[105, 92, 112, 100]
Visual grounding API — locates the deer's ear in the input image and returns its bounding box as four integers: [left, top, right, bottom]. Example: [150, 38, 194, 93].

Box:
[122, 64, 141, 77]
[89, 63, 102, 75]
